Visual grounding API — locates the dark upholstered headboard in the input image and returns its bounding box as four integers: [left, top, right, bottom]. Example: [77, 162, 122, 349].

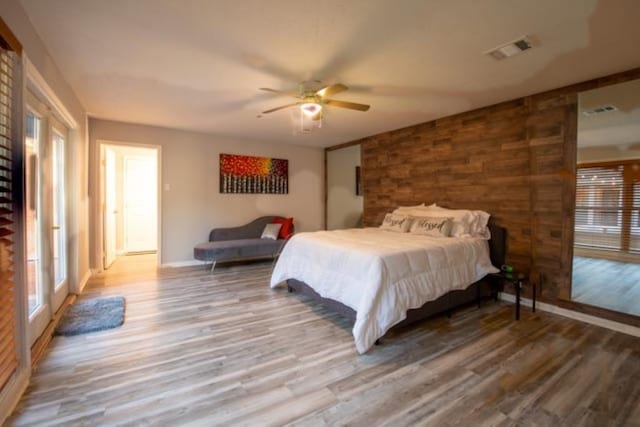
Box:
[488, 221, 507, 268]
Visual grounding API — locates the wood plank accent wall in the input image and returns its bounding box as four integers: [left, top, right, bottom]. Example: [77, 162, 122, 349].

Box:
[350, 68, 640, 305]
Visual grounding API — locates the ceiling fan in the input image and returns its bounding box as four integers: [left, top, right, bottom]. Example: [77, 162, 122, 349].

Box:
[258, 82, 370, 120]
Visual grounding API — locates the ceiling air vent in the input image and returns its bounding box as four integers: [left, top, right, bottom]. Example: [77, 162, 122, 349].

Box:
[582, 104, 618, 116]
[486, 36, 532, 60]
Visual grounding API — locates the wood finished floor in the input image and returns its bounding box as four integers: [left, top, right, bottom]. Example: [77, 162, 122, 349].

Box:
[572, 256, 640, 317]
[7, 256, 640, 426]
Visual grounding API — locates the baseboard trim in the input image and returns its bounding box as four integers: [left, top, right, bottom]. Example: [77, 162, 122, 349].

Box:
[498, 292, 640, 338]
[30, 294, 77, 367]
[161, 260, 208, 268]
[77, 269, 92, 293]
[0, 367, 29, 424]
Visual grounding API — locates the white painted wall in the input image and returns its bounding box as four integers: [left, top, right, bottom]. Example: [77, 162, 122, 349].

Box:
[327, 145, 363, 230]
[89, 118, 324, 265]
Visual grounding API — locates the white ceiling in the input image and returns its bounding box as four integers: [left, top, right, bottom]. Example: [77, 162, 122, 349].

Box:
[19, 0, 640, 148]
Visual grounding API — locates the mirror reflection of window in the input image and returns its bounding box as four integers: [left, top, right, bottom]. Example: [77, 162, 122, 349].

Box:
[572, 79, 640, 317]
[326, 144, 363, 230]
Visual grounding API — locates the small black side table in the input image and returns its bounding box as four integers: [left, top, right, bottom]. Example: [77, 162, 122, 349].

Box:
[489, 271, 536, 320]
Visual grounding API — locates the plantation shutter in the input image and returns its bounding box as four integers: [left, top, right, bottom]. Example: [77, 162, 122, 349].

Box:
[575, 162, 640, 253]
[631, 179, 640, 252]
[0, 20, 20, 391]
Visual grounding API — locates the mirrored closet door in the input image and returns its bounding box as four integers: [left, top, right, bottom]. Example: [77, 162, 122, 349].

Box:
[326, 144, 363, 230]
[572, 78, 640, 317]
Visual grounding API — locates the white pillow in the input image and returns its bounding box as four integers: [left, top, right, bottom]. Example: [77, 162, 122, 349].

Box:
[472, 210, 491, 239]
[392, 203, 436, 216]
[392, 203, 425, 213]
[380, 213, 412, 233]
[425, 205, 491, 239]
[419, 205, 474, 237]
[409, 216, 453, 237]
[261, 223, 282, 240]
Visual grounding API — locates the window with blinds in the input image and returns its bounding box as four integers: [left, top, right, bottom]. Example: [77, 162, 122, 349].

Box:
[575, 162, 640, 253]
[0, 43, 17, 391]
[632, 180, 640, 252]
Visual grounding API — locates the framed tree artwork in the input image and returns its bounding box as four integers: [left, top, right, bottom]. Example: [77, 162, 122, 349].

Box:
[219, 153, 289, 194]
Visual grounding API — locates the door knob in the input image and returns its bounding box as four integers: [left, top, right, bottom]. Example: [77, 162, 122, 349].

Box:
[52, 225, 60, 230]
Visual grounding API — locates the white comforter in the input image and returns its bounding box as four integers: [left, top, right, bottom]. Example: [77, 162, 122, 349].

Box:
[270, 228, 498, 354]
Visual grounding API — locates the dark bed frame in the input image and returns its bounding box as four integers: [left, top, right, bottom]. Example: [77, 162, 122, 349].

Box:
[286, 222, 507, 336]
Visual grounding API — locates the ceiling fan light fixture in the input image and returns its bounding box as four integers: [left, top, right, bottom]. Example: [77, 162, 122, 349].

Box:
[258, 82, 369, 135]
[300, 107, 322, 134]
[300, 102, 322, 117]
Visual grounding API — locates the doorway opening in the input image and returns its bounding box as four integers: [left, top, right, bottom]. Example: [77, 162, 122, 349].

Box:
[100, 143, 160, 270]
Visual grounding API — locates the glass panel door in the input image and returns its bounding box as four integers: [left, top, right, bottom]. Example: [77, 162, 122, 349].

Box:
[25, 106, 51, 344]
[25, 112, 42, 316]
[49, 125, 68, 312]
[52, 131, 66, 287]
[25, 92, 70, 343]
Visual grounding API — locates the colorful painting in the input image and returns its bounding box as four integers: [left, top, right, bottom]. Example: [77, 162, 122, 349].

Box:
[219, 153, 288, 194]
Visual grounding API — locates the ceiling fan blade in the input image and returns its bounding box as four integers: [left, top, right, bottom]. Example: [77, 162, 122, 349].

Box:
[317, 83, 348, 98]
[324, 99, 370, 111]
[262, 103, 300, 114]
[259, 88, 300, 98]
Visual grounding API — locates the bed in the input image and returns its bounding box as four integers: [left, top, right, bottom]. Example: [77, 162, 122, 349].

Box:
[270, 222, 506, 354]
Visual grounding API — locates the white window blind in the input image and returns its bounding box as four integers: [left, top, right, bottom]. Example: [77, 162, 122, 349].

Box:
[632, 181, 640, 252]
[0, 42, 17, 391]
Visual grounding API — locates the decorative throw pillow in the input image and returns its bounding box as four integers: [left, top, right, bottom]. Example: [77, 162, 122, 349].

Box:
[409, 216, 453, 237]
[421, 205, 474, 237]
[380, 213, 412, 232]
[261, 223, 282, 240]
[272, 217, 293, 239]
[427, 205, 491, 239]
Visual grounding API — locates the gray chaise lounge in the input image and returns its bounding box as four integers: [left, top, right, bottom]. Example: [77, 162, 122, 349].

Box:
[193, 216, 293, 272]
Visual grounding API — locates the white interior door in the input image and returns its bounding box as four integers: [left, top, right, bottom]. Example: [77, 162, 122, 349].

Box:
[124, 155, 157, 253]
[103, 147, 117, 268]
